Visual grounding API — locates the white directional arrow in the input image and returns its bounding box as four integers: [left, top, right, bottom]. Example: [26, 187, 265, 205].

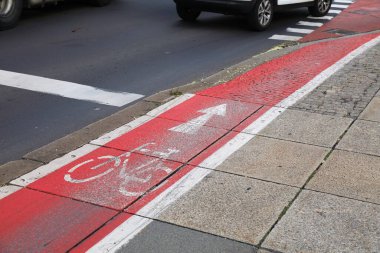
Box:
[169, 104, 227, 135]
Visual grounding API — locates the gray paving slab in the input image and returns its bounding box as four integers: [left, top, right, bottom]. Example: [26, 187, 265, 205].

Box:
[258, 109, 352, 147]
[290, 44, 380, 118]
[359, 96, 380, 123]
[307, 150, 380, 204]
[157, 170, 298, 245]
[117, 220, 256, 253]
[263, 190, 380, 253]
[376, 90, 380, 97]
[337, 120, 380, 157]
[206, 135, 329, 187]
[0, 159, 42, 186]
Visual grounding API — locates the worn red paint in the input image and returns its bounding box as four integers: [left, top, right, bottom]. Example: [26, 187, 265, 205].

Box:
[0, 188, 116, 252]
[301, 0, 380, 42]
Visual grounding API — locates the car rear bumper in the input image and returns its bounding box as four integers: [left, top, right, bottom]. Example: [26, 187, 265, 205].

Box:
[174, 0, 257, 15]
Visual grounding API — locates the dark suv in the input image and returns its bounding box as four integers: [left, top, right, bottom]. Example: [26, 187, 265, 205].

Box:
[174, 0, 332, 30]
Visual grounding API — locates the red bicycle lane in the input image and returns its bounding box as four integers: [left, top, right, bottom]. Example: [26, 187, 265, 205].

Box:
[0, 33, 379, 252]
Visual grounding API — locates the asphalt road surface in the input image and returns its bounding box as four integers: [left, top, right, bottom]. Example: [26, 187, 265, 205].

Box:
[0, 0, 312, 165]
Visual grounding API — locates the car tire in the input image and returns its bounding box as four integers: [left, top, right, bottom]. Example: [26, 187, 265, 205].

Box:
[0, 0, 22, 31]
[176, 4, 201, 22]
[247, 0, 273, 31]
[308, 0, 331, 17]
[90, 0, 111, 7]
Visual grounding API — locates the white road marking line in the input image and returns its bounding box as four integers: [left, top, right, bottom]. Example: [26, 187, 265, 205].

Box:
[297, 21, 324, 27]
[329, 9, 342, 14]
[169, 104, 226, 134]
[11, 145, 99, 187]
[286, 27, 315, 34]
[0, 70, 144, 107]
[307, 15, 334, 20]
[147, 94, 195, 117]
[0, 185, 22, 200]
[91, 115, 153, 146]
[334, 0, 352, 3]
[269, 35, 302, 41]
[92, 94, 195, 146]
[6, 94, 195, 190]
[331, 4, 349, 8]
[87, 34, 380, 253]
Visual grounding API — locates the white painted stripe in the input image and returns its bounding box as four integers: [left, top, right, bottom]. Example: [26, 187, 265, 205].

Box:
[269, 35, 302, 41]
[91, 94, 194, 146]
[331, 4, 349, 8]
[147, 94, 195, 117]
[90, 115, 153, 146]
[87, 215, 152, 253]
[9, 94, 194, 191]
[334, 0, 352, 3]
[87, 35, 380, 253]
[297, 21, 324, 27]
[0, 70, 144, 107]
[307, 15, 333, 20]
[11, 144, 99, 187]
[286, 27, 314, 34]
[0, 185, 22, 200]
[329, 9, 342, 14]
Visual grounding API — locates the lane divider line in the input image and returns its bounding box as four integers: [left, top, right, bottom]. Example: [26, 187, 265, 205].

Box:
[0, 70, 144, 107]
[84, 34, 380, 253]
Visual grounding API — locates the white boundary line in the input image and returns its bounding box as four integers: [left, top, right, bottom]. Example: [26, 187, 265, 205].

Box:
[87, 35, 380, 253]
[0, 70, 144, 107]
[91, 94, 195, 146]
[0, 185, 22, 200]
[5, 94, 195, 193]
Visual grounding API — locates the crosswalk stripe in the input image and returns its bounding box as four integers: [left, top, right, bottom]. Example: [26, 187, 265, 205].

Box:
[329, 9, 342, 14]
[334, 0, 352, 3]
[307, 15, 333, 20]
[297, 21, 324, 27]
[286, 27, 314, 34]
[0, 70, 144, 107]
[269, 34, 302, 41]
[331, 4, 349, 8]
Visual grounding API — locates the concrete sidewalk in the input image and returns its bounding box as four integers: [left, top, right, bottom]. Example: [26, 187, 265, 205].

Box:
[110, 38, 380, 253]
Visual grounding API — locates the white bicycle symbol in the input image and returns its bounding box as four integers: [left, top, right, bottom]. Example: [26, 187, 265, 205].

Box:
[64, 143, 179, 197]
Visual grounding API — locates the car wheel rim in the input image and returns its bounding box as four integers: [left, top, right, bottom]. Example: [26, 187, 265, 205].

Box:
[258, 0, 272, 26]
[317, 0, 330, 13]
[0, 0, 12, 16]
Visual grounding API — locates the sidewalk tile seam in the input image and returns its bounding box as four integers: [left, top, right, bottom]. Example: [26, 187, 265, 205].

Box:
[22, 185, 124, 212]
[334, 147, 380, 158]
[195, 165, 303, 190]
[67, 212, 124, 252]
[253, 133, 335, 149]
[304, 188, 380, 206]
[258, 247, 286, 253]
